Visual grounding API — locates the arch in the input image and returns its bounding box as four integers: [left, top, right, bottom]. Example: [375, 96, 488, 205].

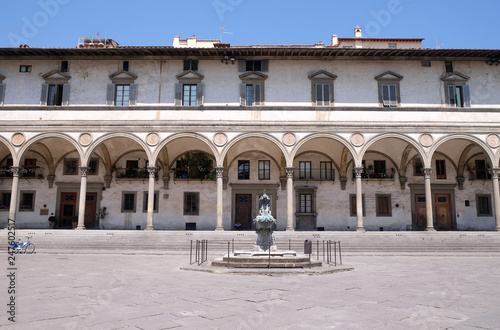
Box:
[0, 135, 17, 162]
[17, 132, 83, 167]
[294, 150, 341, 175]
[291, 133, 356, 167]
[360, 133, 426, 167]
[153, 132, 218, 165]
[221, 133, 287, 167]
[429, 134, 495, 169]
[86, 132, 152, 165]
[226, 149, 281, 176]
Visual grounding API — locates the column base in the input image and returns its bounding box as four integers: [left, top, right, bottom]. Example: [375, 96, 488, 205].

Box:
[495, 226, 500, 231]
[215, 226, 224, 231]
[426, 226, 436, 231]
[286, 227, 295, 231]
[145, 226, 155, 231]
[75, 225, 86, 230]
[356, 227, 365, 232]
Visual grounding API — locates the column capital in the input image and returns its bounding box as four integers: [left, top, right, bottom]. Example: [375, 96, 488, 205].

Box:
[285, 167, 294, 178]
[354, 166, 364, 178]
[10, 166, 22, 177]
[423, 167, 432, 179]
[147, 166, 157, 178]
[79, 166, 88, 177]
[215, 167, 224, 179]
[489, 167, 500, 180]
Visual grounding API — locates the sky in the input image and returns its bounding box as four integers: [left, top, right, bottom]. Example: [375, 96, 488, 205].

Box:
[0, 0, 499, 50]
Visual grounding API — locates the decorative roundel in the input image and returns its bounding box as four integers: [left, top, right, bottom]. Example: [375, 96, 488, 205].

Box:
[146, 133, 160, 146]
[282, 133, 296, 147]
[350, 133, 364, 147]
[213, 133, 228, 147]
[419, 134, 434, 147]
[79, 133, 93, 146]
[11, 133, 25, 147]
[486, 134, 500, 148]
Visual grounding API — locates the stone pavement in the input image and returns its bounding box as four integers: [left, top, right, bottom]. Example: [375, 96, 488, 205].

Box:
[1, 252, 500, 329]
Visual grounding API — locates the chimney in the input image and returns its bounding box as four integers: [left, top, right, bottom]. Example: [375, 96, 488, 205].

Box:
[331, 34, 339, 46]
[354, 25, 362, 38]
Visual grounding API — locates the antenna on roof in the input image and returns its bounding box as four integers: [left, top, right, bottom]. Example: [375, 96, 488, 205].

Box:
[220, 26, 233, 43]
[434, 35, 443, 49]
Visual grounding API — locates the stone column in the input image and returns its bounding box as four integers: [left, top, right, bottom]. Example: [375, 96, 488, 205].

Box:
[285, 167, 295, 231]
[489, 168, 500, 231]
[145, 166, 157, 231]
[215, 167, 224, 231]
[424, 168, 435, 231]
[354, 167, 365, 232]
[76, 166, 88, 230]
[7, 166, 21, 228]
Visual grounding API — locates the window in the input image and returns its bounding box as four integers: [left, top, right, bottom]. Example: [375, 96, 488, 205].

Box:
[388, 43, 397, 49]
[238, 60, 268, 72]
[183, 84, 198, 106]
[183, 60, 198, 71]
[414, 158, 424, 176]
[299, 161, 311, 179]
[61, 61, 68, 72]
[476, 195, 492, 216]
[88, 158, 98, 175]
[63, 159, 78, 175]
[40, 71, 70, 106]
[475, 159, 489, 180]
[300, 194, 313, 213]
[375, 71, 403, 107]
[125, 160, 139, 178]
[143, 192, 159, 213]
[19, 65, 31, 73]
[349, 194, 366, 216]
[121, 192, 136, 213]
[239, 71, 267, 106]
[238, 160, 250, 180]
[376, 194, 392, 217]
[184, 192, 199, 215]
[0, 74, 5, 106]
[320, 161, 333, 180]
[447, 84, 470, 108]
[435, 160, 446, 179]
[115, 84, 130, 106]
[19, 191, 34, 211]
[246, 60, 262, 72]
[308, 70, 337, 106]
[258, 160, 270, 180]
[47, 84, 64, 106]
[245, 84, 261, 106]
[445, 61, 453, 73]
[122, 61, 129, 72]
[0, 192, 11, 210]
[374, 161, 386, 176]
[23, 158, 37, 178]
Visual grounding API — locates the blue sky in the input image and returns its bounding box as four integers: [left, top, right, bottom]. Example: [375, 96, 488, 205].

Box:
[1, 0, 499, 49]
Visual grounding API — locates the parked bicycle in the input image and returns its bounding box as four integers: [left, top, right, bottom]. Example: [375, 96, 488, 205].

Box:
[9, 236, 35, 254]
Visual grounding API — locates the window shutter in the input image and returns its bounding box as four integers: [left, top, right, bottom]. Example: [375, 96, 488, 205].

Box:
[261, 60, 269, 72]
[196, 83, 204, 105]
[389, 84, 397, 107]
[240, 83, 246, 106]
[381, 85, 389, 106]
[238, 60, 246, 72]
[254, 84, 261, 105]
[106, 84, 115, 106]
[315, 83, 322, 105]
[463, 85, 471, 107]
[183, 60, 190, 71]
[447, 85, 456, 106]
[0, 84, 5, 106]
[174, 83, 182, 106]
[324, 84, 331, 106]
[40, 83, 49, 106]
[129, 83, 138, 106]
[61, 83, 70, 106]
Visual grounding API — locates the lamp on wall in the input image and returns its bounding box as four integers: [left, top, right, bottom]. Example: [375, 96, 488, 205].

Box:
[487, 57, 500, 66]
[221, 56, 235, 64]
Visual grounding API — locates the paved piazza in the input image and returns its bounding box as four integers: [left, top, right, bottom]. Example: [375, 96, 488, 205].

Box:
[1, 253, 500, 329]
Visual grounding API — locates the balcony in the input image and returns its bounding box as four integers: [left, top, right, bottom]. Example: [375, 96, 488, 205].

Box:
[293, 168, 335, 182]
[114, 167, 157, 180]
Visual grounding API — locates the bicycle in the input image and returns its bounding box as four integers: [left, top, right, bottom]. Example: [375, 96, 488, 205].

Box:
[9, 236, 35, 254]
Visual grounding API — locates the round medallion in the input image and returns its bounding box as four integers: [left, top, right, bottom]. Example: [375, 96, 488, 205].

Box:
[146, 133, 160, 146]
[282, 133, 296, 147]
[11, 133, 25, 147]
[419, 134, 433, 147]
[486, 134, 500, 148]
[79, 133, 93, 146]
[213, 133, 228, 147]
[350, 133, 364, 147]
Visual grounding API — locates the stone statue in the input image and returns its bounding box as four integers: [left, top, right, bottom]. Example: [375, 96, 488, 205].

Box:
[254, 190, 277, 251]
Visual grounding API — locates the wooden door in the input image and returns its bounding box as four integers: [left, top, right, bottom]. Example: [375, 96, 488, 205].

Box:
[60, 192, 77, 228]
[435, 194, 452, 230]
[85, 193, 97, 229]
[414, 194, 427, 230]
[235, 194, 252, 230]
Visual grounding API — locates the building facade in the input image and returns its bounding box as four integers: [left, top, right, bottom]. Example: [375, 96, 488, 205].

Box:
[1, 29, 500, 231]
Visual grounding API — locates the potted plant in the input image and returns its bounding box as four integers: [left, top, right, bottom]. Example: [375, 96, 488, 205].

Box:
[97, 206, 108, 230]
[48, 216, 56, 229]
[71, 215, 78, 229]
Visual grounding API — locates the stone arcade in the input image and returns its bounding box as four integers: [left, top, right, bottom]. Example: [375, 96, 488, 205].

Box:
[0, 28, 500, 233]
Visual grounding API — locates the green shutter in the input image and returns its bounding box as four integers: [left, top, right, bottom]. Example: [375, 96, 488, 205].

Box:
[447, 85, 456, 106]
[196, 83, 204, 106]
[61, 83, 70, 106]
[174, 83, 182, 106]
[106, 84, 115, 106]
[463, 85, 471, 107]
[40, 83, 49, 106]
[129, 83, 138, 106]
[0, 84, 5, 106]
